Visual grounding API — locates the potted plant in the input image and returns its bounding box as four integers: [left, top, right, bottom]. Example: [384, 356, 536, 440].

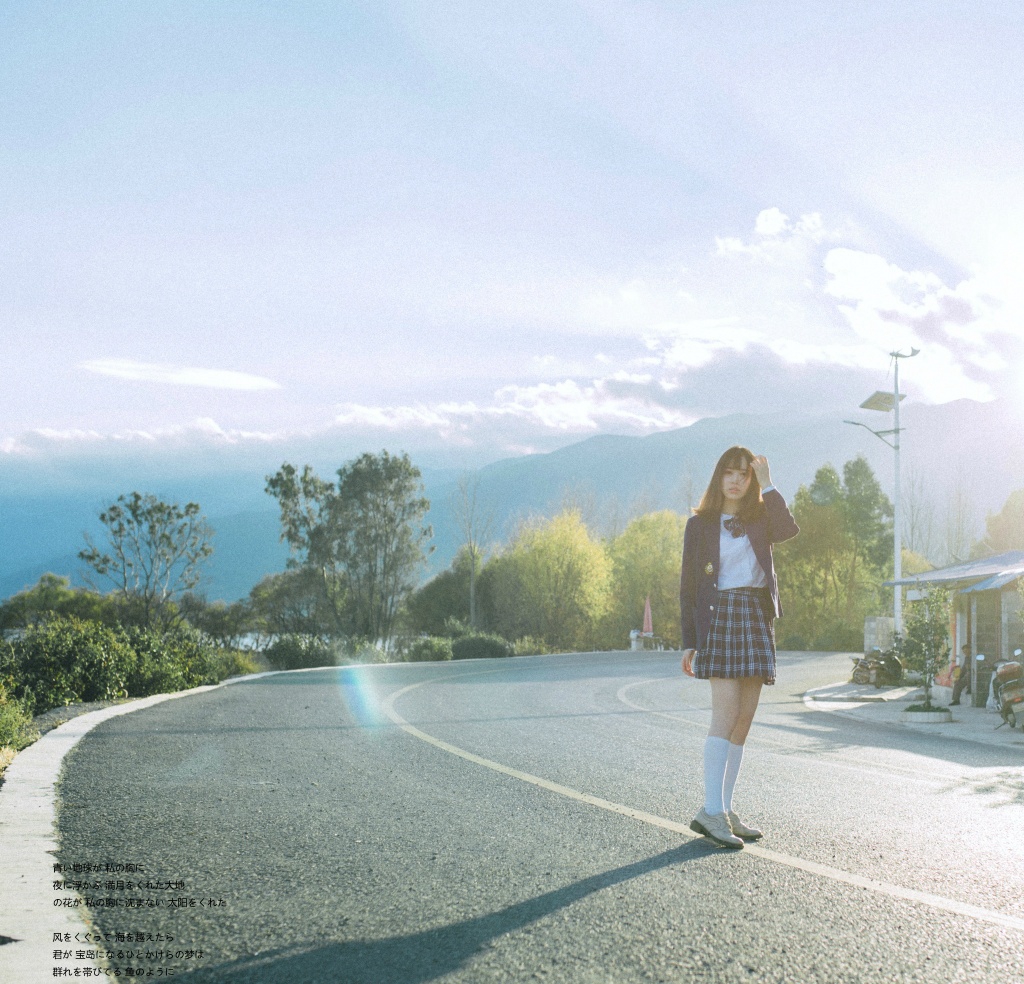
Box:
[897, 586, 954, 723]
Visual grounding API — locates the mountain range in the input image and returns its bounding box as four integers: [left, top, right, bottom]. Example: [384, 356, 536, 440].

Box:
[1, 398, 1021, 601]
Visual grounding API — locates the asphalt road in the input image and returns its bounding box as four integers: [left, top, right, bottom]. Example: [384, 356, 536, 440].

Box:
[56, 651, 1024, 983]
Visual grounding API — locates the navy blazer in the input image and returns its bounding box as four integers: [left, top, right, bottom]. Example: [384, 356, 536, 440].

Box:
[679, 489, 799, 652]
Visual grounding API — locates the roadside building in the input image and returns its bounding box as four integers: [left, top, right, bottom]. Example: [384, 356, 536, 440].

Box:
[888, 550, 1024, 705]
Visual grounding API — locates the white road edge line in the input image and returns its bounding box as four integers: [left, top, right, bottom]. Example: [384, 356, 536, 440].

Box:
[0, 670, 288, 984]
[384, 679, 1024, 935]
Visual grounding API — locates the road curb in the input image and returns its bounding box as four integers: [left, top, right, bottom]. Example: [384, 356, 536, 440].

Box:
[0, 672, 280, 984]
[804, 681, 1024, 748]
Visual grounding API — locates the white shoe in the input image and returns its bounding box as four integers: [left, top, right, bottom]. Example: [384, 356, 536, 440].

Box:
[690, 808, 743, 849]
[726, 810, 763, 841]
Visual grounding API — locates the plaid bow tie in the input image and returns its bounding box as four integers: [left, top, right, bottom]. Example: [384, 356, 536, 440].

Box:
[723, 516, 746, 538]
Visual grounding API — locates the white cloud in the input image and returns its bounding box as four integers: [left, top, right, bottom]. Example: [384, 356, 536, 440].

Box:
[490, 379, 693, 431]
[754, 207, 790, 236]
[822, 247, 1008, 400]
[1, 418, 285, 456]
[335, 378, 695, 438]
[644, 319, 759, 371]
[82, 359, 281, 391]
[715, 210, 831, 259]
[31, 428, 105, 443]
[16, 208, 1016, 460]
[334, 405, 453, 431]
[578, 210, 1014, 407]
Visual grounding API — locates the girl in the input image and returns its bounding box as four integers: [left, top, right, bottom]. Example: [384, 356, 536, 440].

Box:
[680, 447, 799, 848]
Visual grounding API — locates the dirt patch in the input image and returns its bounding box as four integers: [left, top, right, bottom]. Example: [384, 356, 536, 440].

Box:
[31, 699, 135, 737]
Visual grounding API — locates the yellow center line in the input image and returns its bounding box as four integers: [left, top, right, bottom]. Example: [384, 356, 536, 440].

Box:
[382, 678, 1024, 935]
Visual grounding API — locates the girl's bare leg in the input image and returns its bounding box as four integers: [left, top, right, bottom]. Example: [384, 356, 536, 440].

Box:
[706, 678, 765, 837]
[730, 677, 764, 744]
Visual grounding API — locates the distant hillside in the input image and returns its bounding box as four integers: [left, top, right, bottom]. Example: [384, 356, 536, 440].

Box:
[425, 398, 1024, 572]
[2, 399, 1021, 601]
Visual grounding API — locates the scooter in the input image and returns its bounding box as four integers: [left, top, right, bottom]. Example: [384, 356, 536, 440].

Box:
[851, 648, 903, 688]
[851, 651, 875, 685]
[995, 649, 1024, 730]
[871, 648, 904, 687]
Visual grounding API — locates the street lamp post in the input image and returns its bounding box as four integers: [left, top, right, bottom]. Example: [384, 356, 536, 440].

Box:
[844, 348, 919, 635]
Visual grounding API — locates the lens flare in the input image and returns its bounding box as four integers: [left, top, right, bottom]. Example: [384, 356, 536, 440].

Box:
[336, 666, 388, 728]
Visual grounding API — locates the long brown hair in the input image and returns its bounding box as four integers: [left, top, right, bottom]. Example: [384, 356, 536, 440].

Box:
[694, 446, 766, 523]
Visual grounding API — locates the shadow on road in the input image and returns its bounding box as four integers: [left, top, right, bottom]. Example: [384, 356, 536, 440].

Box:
[756, 708, 1024, 772]
[171, 841, 716, 983]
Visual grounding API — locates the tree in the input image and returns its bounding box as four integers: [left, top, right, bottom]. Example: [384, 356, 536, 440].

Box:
[404, 551, 472, 637]
[901, 464, 936, 561]
[265, 451, 433, 645]
[840, 456, 894, 620]
[895, 587, 951, 710]
[452, 473, 494, 629]
[178, 594, 253, 649]
[480, 509, 610, 652]
[246, 568, 334, 644]
[264, 463, 347, 632]
[973, 488, 1024, 557]
[79, 492, 214, 627]
[942, 470, 978, 565]
[0, 574, 119, 631]
[600, 511, 687, 650]
[774, 457, 892, 650]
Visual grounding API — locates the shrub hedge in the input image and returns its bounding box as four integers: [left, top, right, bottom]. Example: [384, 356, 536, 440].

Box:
[402, 637, 453, 662]
[265, 634, 334, 670]
[451, 633, 513, 660]
[0, 615, 258, 716]
[0, 682, 38, 751]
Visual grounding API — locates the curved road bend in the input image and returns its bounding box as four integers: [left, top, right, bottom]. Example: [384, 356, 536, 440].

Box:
[57, 651, 1024, 983]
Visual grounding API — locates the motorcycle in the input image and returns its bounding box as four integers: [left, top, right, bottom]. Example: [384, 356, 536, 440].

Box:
[871, 648, 904, 687]
[851, 651, 874, 685]
[995, 648, 1024, 730]
[851, 648, 904, 688]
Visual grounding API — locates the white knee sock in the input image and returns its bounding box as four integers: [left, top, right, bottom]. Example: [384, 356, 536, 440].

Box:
[723, 742, 745, 813]
[703, 736, 730, 814]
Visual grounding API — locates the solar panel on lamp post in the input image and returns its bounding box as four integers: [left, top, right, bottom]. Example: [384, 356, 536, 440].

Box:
[843, 347, 919, 636]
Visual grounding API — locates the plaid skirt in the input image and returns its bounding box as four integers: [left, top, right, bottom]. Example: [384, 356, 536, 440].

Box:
[693, 587, 776, 685]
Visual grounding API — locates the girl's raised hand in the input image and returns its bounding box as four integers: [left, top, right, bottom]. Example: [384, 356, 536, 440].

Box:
[751, 454, 772, 488]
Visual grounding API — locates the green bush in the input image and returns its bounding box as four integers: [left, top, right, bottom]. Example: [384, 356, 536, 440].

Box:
[810, 620, 863, 652]
[443, 617, 470, 638]
[512, 636, 550, 656]
[451, 633, 513, 660]
[124, 626, 191, 695]
[0, 637, 16, 695]
[402, 637, 453, 662]
[5, 616, 137, 711]
[266, 635, 333, 670]
[213, 648, 261, 680]
[0, 682, 38, 751]
[343, 640, 389, 664]
[125, 626, 258, 692]
[0, 617, 261, 715]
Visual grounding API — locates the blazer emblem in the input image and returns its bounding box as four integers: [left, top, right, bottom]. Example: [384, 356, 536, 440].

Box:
[704, 562, 714, 575]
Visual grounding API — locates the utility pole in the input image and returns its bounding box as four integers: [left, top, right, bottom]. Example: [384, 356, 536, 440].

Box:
[845, 347, 919, 635]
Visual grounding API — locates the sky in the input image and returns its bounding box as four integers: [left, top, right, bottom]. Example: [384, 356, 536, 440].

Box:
[2, 0, 1024, 487]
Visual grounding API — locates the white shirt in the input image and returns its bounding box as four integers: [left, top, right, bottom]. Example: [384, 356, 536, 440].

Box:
[718, 514, 768, 590]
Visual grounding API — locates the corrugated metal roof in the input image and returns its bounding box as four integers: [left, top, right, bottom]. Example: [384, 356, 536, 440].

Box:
[885, 550, 1024, 589]
[959, 570, 1024, 593]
